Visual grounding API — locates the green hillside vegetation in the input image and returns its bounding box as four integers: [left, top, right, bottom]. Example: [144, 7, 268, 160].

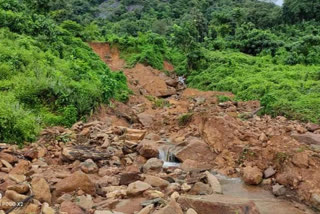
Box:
[0, 0, 128, 144]
[1, 0, 320, 144]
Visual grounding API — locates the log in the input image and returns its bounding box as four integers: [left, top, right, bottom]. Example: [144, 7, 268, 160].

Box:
[62, 146, 111, 161]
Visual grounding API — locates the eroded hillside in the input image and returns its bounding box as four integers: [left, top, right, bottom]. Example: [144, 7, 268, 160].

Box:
[0, 44, 319, 214]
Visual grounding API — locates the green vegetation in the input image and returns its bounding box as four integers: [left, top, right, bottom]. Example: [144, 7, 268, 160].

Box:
[217, 95, 232, 103]
[178, 113, 194, 126]
[2, 0, 320, 143]
[145, 95, 170, 109]
[0, 0, 128, 144]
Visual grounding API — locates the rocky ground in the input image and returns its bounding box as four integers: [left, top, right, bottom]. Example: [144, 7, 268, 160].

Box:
[0, 43, 320, 214]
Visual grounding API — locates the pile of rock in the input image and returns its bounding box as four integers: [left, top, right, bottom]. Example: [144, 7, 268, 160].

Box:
[0, 122, 262, 214]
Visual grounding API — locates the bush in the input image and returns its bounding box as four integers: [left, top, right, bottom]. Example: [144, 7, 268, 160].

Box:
[187, 50, 320, 123]
[0, 27, 128, 144]
[178, 113, 193, 126]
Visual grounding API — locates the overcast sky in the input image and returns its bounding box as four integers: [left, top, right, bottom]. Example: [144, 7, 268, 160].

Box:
[275, 0, 284, 6]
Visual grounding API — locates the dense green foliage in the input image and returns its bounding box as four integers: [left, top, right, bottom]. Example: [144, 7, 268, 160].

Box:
[1, 0, 320, 144]
[0, 0, 128, 144]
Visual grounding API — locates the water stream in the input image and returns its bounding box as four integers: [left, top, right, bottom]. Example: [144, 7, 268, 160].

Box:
[157, 145, 314, 213]
[158, 145, 181, 168]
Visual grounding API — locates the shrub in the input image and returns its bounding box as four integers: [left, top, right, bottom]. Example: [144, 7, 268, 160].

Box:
[178, 113, 193, 126]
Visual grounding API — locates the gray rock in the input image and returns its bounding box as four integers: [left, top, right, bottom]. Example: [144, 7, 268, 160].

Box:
[263, 166, 276, 178]
[272, 184, 286, 196]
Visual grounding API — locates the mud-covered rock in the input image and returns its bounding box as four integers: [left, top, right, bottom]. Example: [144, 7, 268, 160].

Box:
[243, 166, 263, 185]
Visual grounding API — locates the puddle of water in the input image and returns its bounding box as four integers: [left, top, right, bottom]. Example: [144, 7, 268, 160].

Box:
[212, 171, 314, 214]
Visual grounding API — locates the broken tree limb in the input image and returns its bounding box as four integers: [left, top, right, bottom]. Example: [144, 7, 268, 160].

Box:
[62, 146, 111, 161]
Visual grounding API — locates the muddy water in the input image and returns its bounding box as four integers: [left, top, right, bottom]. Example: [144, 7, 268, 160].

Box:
[158, 143, 314, 214]
[215, 173, 314, 214]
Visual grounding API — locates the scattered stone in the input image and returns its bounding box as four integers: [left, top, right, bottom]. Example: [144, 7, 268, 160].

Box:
[306, 123, 320, 132]
[263, 166, 276, 178]
[144, 175, 169, 188]
[153, 199, 183, 214]
[0, 152, 17, 163]
[106, 189, 127, 199]
[143, 189, 165, 199]
[189, 182, 213, 195]
[243, 166, 263, 185]
[205, 171, 222, 194]
[170, 191, 180, 200]
[143, 158, 163, 173]
[292, 152, 309, 168]
[80, 159, 99, 174]
[186, 208, 198, 214]
[119, 172, 141, 185]
[24, 203, 40, 214]
[9, 159, 30, 175]
[166, 183, 181, 195]
[41, 202, 55, 214]
[181, 159, 212, 171]
[62, 146, 111, 161]
[55, 171, 96, 196]
[165, 79, 178, 87]
[311, 193, 320, 207]
[1, 159, 13, 169]
[178, 195, 261, 214]
[119, 127, 146, 142]
[272, 184, 286, 196]
[181, 183, 191, 192]
[0, 197, 14, 211]
[5, 190, 27, 202]
[292, 133, 320, 145]
[31, 177, 52, 203]
[137, 140, 159, 158]
[60, 201, 86, 214]
[7, 183, 29, 194]
[137, 204, 154, 214]
[259, 133, 268, 142]
[8, 174, 26, 183]
[127, 181, 152, 196]
[138, 113, 155, 128]
[261, 179, 272, 186]
[56, 193, 73, 203]
[76, 194, 93, 210]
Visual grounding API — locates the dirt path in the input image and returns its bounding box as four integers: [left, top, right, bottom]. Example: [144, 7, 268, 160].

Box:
[0, 43, 319, 214]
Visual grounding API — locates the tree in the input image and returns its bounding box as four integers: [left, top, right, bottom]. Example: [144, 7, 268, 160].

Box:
[283, 0, 320, 23]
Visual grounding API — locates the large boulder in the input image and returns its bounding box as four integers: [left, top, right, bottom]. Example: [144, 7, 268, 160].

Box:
[55, 171, 95, 196]
[173, 138, 216, 166]
[291, 132, 320, 145]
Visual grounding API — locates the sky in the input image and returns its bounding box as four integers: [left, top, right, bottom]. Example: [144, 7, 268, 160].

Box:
[275, 0, 284, 6]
